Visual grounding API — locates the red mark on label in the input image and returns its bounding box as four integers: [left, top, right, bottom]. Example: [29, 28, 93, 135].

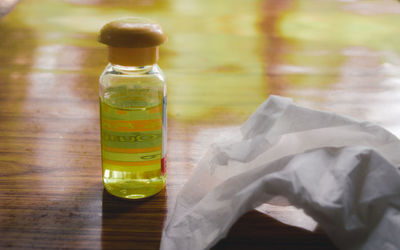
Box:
[161, 157, 166, 175]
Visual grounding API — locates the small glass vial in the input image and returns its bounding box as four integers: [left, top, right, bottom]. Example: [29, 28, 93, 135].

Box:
[98, 18, 167, 199]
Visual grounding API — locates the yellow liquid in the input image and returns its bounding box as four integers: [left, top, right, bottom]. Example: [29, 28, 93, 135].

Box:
[100, 95, 166, 199]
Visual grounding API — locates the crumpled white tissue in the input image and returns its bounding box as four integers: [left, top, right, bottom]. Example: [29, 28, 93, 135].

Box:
[161, 95, 400, 250]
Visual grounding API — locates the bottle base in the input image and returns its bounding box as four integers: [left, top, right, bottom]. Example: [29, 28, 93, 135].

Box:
[103, 176, 166, 200]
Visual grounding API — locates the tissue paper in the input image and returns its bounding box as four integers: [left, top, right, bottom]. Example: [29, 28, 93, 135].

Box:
[161, 95, 400, 250]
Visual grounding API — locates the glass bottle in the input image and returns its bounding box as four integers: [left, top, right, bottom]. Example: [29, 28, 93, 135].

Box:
[98, 18, 167, 199]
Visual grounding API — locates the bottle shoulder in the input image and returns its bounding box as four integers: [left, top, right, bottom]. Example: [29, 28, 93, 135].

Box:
[100, 63, 165, 88]
[100, 63, 164, 77]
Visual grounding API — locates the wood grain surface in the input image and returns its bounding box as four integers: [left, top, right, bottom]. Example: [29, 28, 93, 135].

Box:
[1, 0, 400, 249]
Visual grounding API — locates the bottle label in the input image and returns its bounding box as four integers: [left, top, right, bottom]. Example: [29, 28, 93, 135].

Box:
[100, 100, 163, 169]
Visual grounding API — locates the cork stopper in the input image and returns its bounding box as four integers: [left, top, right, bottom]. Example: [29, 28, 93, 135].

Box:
[98, 17, 167, 66]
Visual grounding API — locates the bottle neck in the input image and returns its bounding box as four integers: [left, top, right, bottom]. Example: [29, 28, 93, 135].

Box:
[108, 46, 159, 66]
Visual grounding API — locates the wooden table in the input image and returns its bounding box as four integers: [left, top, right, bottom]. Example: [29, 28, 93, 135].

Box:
[1, 0, 399, 249]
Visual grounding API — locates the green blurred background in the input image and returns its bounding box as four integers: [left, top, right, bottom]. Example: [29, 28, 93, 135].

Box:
[2, 0, 400, 132]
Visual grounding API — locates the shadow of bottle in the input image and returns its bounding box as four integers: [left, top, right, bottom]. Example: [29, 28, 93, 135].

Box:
[101, 188, 167, 250]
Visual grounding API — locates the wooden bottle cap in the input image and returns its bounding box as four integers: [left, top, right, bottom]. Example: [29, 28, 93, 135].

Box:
[99, 17, 167, 66]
